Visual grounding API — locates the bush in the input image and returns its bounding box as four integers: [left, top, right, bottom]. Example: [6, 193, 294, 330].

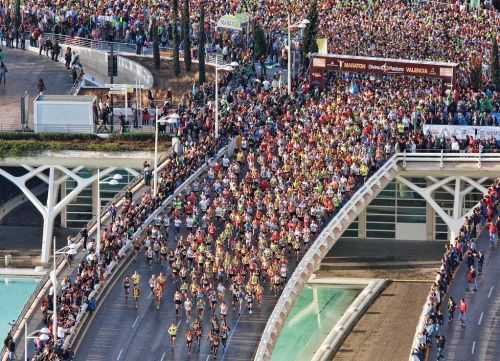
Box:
[0, 132, 98, 141]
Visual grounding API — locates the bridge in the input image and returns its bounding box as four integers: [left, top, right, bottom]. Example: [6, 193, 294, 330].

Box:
[0, 150, 154, 264]
[54, 152, 500, 361]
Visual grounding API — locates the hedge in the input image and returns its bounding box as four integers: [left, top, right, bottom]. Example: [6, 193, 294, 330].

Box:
[0, 132, 170, 142]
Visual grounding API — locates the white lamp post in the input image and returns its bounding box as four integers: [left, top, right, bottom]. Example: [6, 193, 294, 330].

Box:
[287, 18, 310, 95]
[154, 106, 159, 196]
[24, 327, 50, 361]
[51, 239, 75, 344]
[96, 169, 101, 257]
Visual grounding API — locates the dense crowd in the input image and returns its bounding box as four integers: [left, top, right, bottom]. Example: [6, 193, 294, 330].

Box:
[411, 181, 499, 361]
[0, 0, 499, 359]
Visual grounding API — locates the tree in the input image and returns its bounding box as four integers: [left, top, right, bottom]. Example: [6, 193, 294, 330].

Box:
[182, 0, 192, 71]
[303, 0, 319, 55]
[15, 0, 21, 28]
[492, 36, 500, 91]
[470, 55, 483, 91]
[172, 0, 181, 76]
[151, 17, 161, 70]
[198, 1, 206, 84]
[253, 24, 267, 59]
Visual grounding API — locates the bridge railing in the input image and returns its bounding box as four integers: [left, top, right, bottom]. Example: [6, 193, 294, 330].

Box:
[254, 151, 500, 361]
[41, 33, 227, 66]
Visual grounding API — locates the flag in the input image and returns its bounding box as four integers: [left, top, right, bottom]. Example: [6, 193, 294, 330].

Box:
[316, 38, 328, 54]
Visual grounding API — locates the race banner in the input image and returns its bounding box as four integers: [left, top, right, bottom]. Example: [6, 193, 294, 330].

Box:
[423, 124, 500, 140]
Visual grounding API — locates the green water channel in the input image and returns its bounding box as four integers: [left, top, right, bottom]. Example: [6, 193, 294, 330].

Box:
[271, 284, 362, 361]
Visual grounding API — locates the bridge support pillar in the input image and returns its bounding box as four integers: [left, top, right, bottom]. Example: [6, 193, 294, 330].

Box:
[0, 165, 116, 265]
[396, 175, 490, 244]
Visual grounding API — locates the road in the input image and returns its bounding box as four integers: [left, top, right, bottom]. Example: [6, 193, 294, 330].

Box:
[74, 158, 287, 361]
[74, 192, 282, 361]
[429, 226, 500, 361]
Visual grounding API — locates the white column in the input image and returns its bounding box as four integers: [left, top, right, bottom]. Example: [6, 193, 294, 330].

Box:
[60, 180, 67, 228]
[358, 210, 367, 240]
[41, 168, 57, 264]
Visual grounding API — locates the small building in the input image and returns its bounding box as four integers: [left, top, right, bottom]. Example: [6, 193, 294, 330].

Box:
[34, 95, 97, 134]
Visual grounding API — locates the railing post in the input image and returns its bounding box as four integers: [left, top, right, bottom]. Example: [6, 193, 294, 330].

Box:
[402, 150, 407, 169]
[477, 152, 482, 169]
[440, 149, 444, 169]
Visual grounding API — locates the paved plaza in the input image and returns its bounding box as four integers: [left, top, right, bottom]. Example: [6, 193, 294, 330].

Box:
[0, 48, 73, 131]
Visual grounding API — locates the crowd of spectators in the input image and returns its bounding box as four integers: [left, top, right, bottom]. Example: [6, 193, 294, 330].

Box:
[0, 0, 499, 359]
[411, 181, 500, 361]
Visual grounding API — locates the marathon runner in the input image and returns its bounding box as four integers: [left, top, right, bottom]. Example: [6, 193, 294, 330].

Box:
[168, 322, 177, 347]
[123, 276, 131, 303]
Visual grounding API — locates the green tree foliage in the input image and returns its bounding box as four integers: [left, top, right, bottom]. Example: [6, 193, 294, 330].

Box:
[182, 0, 192, 71]
[253, 24, 267, 59]
[15, 0, 21, 28]
[172, 0, 181, 76]
[470, 55, 483, 91]
[198, 2, 206, 84]
[492, 36, 500, 90]
[303, 0, 319, 55]
[151, 17, 161, 70]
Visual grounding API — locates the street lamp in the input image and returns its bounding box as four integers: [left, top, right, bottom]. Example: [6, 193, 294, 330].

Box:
[287, 17, 310, 95]
[51, 238, 77, 344]
[107, 173, 124, 186]
[214, 53, 234, 139]
[24, 327, 50, 361]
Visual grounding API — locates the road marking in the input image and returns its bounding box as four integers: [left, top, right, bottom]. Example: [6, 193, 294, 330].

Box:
[117, 348, 124, 360]
[478, 312, 484, 326]
[472, 341, 476, 354]
[220, 314, 242, 361]
[132, 316, 140, 329]
[160, 352, 166, 361]
[488, 286, 494, 298]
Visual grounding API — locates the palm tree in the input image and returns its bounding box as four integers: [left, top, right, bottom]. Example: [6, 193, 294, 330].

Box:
[198, 1, 206, 84]
[182, 0, 192, 71]
[151, 16, 161, 70]
[172, 0, 181, 76]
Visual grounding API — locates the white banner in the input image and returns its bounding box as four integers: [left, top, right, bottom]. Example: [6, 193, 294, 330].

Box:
[423, 124, 500, 140]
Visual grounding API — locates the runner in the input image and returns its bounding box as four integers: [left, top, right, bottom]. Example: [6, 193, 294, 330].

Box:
[459, 298, 468, 328]
[168, 322, 177, 347]
[123, 276, 131, 303]
[154, 282, 163, 310]
[185, 328, 194, 354]
[132, 285, 141, 309]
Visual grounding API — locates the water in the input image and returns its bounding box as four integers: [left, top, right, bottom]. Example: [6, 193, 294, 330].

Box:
[271, 284, 362, 361]
[0, 277, 39, 341]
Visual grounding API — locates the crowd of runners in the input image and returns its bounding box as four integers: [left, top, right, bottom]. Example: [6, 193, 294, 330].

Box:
[411, 181, 500, 361]
[0, 0, 498, 360]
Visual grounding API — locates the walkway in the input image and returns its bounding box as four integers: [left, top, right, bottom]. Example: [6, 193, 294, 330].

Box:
[429, 229, 500, 361]
[0, 47, 73, 131]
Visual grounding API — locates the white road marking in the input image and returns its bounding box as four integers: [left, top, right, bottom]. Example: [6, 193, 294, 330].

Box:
[160, 352, 166, 361]
[132, 316, 140, 329]
[117, 348, 124, 360]
[488, 286, 494, 298]
[472, 341, 476, 354]
[478, 312, 484, 326]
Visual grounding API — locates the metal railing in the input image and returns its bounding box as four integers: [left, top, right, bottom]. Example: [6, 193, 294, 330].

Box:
[41, 33, 228, 66]
[254, 152, 500, 361]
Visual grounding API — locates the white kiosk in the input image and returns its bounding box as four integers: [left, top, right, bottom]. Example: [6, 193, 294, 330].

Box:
[34, 95, 97, 133]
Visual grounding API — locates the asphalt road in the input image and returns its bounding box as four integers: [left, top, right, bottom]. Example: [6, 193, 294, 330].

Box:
[429, 226, 500, 361]
[75, 161, 286, 361]
[74, 216, 280, 361]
